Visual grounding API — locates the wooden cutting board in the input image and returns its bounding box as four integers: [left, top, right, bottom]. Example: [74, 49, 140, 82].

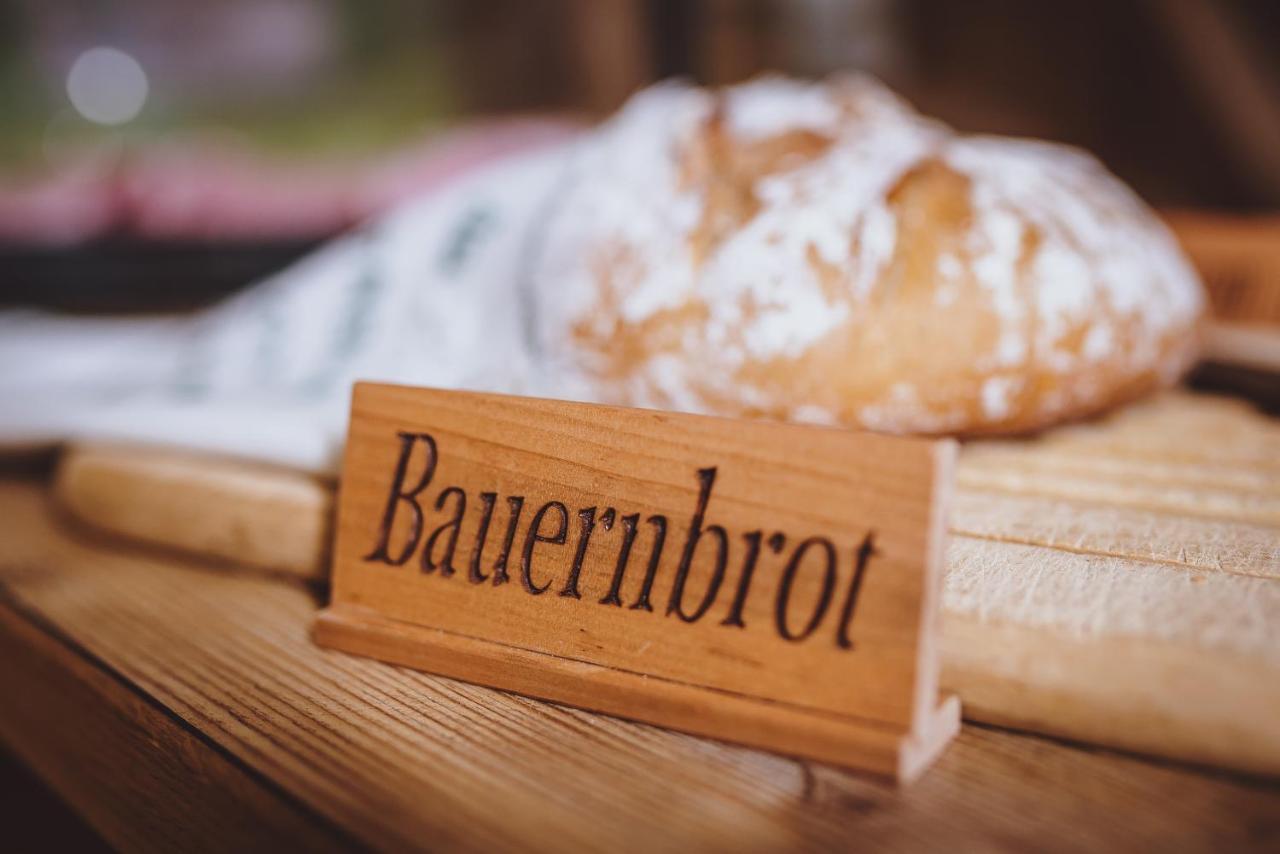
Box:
[52, 390, 1280, 776]
[945, 391, 1279, 776]
[1166, 212, 1280, 374]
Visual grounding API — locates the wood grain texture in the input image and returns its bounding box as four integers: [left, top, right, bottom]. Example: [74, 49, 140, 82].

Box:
[0, 581, 345, 853]
[1166, 211, 1280, 371]
[1166, 212, 1280, 327]
[314, 606, 961, 784]
[46, 390, 1280, 774]
[2, 478, 1278, 852]
[56, 443, 333, 579]
[943, 391, 1280, 775]
[318, 383, 956, 780]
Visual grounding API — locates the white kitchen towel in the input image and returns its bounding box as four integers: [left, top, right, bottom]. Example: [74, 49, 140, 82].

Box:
[0, 143, 584, 473]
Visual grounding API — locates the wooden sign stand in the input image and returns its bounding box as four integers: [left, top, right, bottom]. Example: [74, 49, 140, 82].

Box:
[315, 383, 961, 783]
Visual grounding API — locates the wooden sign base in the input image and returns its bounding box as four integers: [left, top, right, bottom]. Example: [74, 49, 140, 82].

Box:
[316, 383, 960, 783]
[317, 606, 962, 783]
[315, 606, 960, 782]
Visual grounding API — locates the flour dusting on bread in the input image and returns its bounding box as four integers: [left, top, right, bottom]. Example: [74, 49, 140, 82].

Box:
[534, 75, 1204, 435]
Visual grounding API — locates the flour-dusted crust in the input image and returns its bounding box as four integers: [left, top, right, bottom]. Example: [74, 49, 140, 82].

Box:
[532, 75, 1205, 435]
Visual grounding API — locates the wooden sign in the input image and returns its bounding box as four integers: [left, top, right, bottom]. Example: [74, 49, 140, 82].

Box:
[315, 383, 960, 782]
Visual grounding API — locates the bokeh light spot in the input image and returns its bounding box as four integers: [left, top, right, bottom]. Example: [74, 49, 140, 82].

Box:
[66, 47, 149, 126]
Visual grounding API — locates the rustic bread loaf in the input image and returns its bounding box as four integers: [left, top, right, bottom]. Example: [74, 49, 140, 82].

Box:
[532, 76, 1205, 435]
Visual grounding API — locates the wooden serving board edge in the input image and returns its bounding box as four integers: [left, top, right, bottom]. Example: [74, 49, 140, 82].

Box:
[47, 400, 1280, 779]
[313, 604, 960, 784]
[941, 615, 1280, 778]
[1204, 321, 1280, 373]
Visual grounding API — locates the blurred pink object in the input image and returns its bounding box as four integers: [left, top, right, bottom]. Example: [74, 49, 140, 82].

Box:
[0, 163, 119, 245]
[117, 143, 357, 241]
[0, 117, 581, 245]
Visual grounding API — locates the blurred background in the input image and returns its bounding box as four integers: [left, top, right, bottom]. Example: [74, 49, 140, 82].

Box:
[1, 0, 1278, 314]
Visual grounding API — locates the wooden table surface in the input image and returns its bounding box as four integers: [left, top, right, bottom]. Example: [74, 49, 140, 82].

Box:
[1, 476, 1277, 853]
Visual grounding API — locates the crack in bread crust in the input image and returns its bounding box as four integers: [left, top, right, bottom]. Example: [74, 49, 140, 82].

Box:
[534, 75, 1205, 436]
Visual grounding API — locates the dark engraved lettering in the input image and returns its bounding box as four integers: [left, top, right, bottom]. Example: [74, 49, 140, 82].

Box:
[600, 513, 639, 606]
[837, 531, 877, 649]
[492, 495, 524, 586]
[720, 530, 763, 628]
[422, 486, 466, 576]
[667, 468, 728, 622]
[363, 432, 438, 565]
[629, 515, 668, 612]
[468, 491, 497, 584]
[559, 507, 598, 599]
[521, 501, 568, 595]
[368, 431, 881, 652]
[775, 537, 837, 641]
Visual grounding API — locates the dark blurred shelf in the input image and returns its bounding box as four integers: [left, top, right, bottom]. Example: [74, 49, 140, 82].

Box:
[0, 239, 326, 314]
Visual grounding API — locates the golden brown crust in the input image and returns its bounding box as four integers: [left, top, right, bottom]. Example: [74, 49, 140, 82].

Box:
[534, 76, 1206, 436]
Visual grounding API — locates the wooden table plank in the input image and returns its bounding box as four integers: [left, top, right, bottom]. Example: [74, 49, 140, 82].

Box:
[49, 390, 1280, 774]
[0, 479, 1277, 851]
[0, 593, 346, 853]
